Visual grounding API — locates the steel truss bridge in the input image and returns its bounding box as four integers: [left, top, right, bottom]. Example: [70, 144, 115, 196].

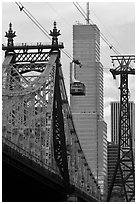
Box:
[2, 22, 101, 202]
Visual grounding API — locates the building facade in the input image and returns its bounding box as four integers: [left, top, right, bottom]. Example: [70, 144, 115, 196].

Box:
[107, 142, 119, 192]
[107, 142, 124, 201]
[70, 24, 107, 199]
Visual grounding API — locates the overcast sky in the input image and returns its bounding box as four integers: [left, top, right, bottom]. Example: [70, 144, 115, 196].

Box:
[2, 1, 135, 141]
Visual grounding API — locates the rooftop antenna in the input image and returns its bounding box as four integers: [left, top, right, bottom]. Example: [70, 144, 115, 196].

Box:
[86, 2, 90, 24]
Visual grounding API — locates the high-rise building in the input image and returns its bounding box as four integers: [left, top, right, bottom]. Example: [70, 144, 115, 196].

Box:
[107, 142, 119, 191]
[70, 23, 107, 199]
[111, 101, 135, 149]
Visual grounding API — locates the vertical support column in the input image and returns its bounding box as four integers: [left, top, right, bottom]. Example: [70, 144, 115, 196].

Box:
[52, 57, 70, 192]
[107, 55, 135, 202]
[50, 21, 70, 193]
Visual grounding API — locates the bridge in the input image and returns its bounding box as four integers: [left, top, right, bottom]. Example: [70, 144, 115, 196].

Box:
[2, 22, 101, 202]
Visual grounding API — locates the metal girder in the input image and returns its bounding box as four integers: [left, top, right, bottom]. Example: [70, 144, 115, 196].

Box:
[107, 55, 135, 202]
[15, 52, 50, 63]
[110, 55, 135, 79]
[2, 52, 59, 174]
[13, 63, 47, 74]
[52, 55, 70, 192]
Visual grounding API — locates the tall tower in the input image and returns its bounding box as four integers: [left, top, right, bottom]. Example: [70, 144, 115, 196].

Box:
[107, 55, 135, 201]
[70, 22, 107, 199]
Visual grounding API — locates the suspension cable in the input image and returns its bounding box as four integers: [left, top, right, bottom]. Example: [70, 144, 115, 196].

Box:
[15, 2, 51, 40]
[15, 2, 73, 61]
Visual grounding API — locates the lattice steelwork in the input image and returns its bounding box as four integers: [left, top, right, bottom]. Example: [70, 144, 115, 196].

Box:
[2, 22, 101, 201]
[107, 55, 135, 202]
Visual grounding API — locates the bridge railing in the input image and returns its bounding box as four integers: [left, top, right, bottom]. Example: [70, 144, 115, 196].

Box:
[2, 42, 64, 48]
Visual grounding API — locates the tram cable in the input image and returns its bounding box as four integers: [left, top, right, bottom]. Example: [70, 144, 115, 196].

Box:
[73, 2, 121, 55]
[89, 5, 125, 54]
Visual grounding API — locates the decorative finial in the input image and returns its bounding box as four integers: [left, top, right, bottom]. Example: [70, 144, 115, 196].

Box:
[49, 21, 61, 47]
[5, 23, 16, 47]
[9, 22, 12, 30]
[54, 21, 56, 28]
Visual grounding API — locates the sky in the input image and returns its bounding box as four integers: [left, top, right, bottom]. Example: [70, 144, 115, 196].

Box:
[2, 1, 135, 141]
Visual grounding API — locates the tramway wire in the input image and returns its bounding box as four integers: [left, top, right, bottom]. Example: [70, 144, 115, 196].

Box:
[46, 2, 112, 67]
[89, 5, 125, 54]
[72, 2, 118, 66]
[73, 2, 121, 55]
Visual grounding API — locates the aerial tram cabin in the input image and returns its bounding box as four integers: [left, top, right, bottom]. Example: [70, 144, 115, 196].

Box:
[70, 82, 86, 96]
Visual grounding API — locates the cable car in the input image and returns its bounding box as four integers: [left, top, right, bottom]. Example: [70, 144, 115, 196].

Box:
[70, 82, 86, 96]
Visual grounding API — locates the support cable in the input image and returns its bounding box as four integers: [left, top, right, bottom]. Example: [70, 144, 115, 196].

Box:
[89, 6, 125, 53]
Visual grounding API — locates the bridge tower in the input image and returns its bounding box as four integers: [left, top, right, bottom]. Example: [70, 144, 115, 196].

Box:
[107, 55, 135, 202]
[3, 20, 70, 193]
[2, 22, 101, 202]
